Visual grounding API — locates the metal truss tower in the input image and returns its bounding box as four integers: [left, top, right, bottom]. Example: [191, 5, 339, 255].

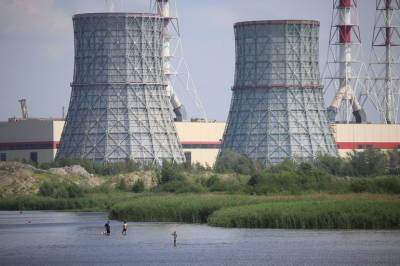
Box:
[57, 13, 185, 164]
[155, 0, 184, 121]
[366, 0, 400, 124]
[221, 20, 337, 165]
[151, 0, 208, 121]
[324, 0, 365, 123]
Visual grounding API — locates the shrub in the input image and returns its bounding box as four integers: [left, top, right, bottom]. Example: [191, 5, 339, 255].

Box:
[388, 149, 400, 175]
[38, 180, 55, 197]
[315, 155, 346, 176]
[214, 150, 262, 175]
[160, 161, 185, 184]
[347, 148, 387, 176]
[38, 180, 84, 198]
[117, 178, 128, 191]
[154, 179, 206, 193]
[350, 176, 400, 194]
[247, 160, 332, 194]
[132, 180, 145, 193]
[205, 175, 247, 193]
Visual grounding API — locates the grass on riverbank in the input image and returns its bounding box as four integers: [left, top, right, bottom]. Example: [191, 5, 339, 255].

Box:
[208, 199, 400, 229]
[0, 192, 142, 211]
[109, 194, 266, 223]
[109, 193, 400, 229]
[1, 192, 399, 230]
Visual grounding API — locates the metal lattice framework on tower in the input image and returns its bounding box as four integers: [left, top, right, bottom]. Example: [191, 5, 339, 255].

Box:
[221, 20, 337, 165]
[56, 13, 185, 164]
[366, 0, 400, 124]
[323, 0, 365, 124]
[151, 0, 208, 121]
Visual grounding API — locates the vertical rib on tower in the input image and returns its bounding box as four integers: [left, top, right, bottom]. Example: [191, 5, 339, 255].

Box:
[221, 20, 337, 165]
[57, 13, 185, 164]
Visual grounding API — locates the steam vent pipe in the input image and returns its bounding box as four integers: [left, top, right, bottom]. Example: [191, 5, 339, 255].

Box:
[56, 13, 185, 164]
[221, 20, 338, 165]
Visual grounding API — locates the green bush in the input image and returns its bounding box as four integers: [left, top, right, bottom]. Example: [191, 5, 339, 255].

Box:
[388, 149, 400, 175]
[350, 176, 400, 194]
[89, 184, 112, 194]
[132, 179, 145, 193]
[247, 161, 332, 194]
[117, 178, 128, 191]
[93, 160, 144, 176]
[206, 175, 248, 193]
[214, 150, 262, 175]
[38, 180, 84, 198]
[154, 179, 206, 193]
[314, 155, 346, 176]
[347, 148, 388, 176]
[160, 161, 185, 184]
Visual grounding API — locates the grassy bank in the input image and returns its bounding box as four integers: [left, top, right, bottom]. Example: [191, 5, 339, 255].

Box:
[109, 193, 400, 229]
[208, 199, 400, 229]
[0, 192, 141, 211]
[109, 194, 266, 223]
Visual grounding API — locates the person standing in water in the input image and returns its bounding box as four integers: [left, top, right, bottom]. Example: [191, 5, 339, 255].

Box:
[122, 221, 128, 235]
[171, 231, 177, 247]
[104, 221, 111, 236]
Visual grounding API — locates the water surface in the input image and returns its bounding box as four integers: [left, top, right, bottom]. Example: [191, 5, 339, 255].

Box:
[0, 211, 399, 265]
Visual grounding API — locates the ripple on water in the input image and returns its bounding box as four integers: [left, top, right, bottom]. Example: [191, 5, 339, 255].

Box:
[0, 211, 400, 266]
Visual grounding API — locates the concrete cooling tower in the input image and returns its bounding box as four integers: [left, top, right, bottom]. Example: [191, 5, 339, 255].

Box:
[221, 20, 338, 165]
[57, 13, 185, 164]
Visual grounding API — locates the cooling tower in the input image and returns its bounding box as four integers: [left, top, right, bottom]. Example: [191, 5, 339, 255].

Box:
[221, 20, 337, 165]
[57, 13, 185, 164]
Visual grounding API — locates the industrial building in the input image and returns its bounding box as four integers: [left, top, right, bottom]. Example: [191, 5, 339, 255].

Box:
[0, 118, 399, 165]
[0, 1, 399, 167]
[0, 119, 224, 165]
[332, 123, 400, 156]
[0, 119, 64, 163]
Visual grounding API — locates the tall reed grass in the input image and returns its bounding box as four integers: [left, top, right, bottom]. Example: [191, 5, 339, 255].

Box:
[208, 200, 400, 229]
[0, 193, 140, 211]
[109, 194, 265, 223]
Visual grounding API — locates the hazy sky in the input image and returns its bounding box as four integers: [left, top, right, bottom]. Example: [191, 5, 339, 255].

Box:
[0, 0, 375, 121]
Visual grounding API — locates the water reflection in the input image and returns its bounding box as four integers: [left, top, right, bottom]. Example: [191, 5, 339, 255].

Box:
[0, 211, 399, 265]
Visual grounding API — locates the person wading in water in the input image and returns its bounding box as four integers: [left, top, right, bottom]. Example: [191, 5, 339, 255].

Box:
[122, 221, 128, 235]
[171, 231, 177, 247]
[104, 221, 111, 236]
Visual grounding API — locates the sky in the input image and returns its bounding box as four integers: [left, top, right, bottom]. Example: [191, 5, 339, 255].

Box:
[0, 0, 376, 122]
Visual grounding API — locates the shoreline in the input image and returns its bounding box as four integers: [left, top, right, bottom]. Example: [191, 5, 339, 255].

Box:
[1, 193, 400, 230]
[2, 210, 400, 231]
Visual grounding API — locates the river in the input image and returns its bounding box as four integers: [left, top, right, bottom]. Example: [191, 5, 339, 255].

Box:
[0, 211, 399, 265]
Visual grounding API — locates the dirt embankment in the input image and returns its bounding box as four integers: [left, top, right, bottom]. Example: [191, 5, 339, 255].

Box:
[0, 162, 158, 198]
[0, 162, 38, 197]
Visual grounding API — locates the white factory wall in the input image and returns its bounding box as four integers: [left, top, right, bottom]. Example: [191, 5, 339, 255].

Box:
[331, 123, 400, 157]
[1, 119, 399, 165]
[0, 119, 61, 164]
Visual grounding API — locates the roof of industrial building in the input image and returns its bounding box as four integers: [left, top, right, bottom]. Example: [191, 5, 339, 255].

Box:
[234, 20, 320, 27]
